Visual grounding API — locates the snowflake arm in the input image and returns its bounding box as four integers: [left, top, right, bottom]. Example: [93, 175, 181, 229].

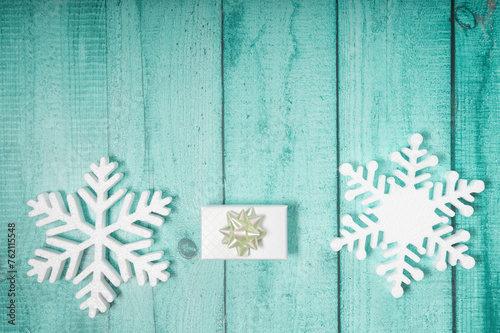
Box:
[388, 133, 438, 187]
[426, 225, 475, 271]
[106, 190, 172, 238]
[106, 238, 170, 286]
[330, 214, 381, 260]
[73, 258, 121, 318]
[77, 159, 127, 227]
[27, 192, 93, 236]
[27, 237, 88, 282]
[375, 245, 424, 298]
[105, 190, 172, 285]
[432, 171, 485, 217]
[26, 192, 93, 282]
[339, 161, 387, 207]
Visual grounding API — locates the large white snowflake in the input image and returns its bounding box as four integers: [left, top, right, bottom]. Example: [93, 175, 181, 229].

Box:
[27, 157, 172, 317]
[331, 134, 484, 298]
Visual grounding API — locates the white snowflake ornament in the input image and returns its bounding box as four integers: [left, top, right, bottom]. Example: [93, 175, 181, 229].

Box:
[331, 134, 484, 298]
[27, 157, 172, 317]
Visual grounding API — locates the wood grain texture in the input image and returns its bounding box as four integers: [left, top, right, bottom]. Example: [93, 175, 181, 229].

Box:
[338, 0, 454, 331]
[454, 1, 500, 331]
[106, 0, 157, 330]
[0, 0, 33, 331]
[140, 0, 224, 332]
[223, 0, 338, 331]
[0, 0, 499, 331]
[3, 0, 110, 331]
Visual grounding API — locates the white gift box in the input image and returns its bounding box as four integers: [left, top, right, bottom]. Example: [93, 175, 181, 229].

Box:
[201, 205, 288, 260]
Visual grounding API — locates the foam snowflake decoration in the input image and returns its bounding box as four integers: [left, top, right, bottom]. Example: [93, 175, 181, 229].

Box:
[331, 134, 484, 298]
[27, 157, 172, 317]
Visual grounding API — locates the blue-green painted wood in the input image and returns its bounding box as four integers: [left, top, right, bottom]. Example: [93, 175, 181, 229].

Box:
[106, 0, 157, 330]
[223, 0, 338, 331]
[140, 0, 225, 332]
[1, 0, 499, 332]
[454, 1, 500, 331]
[338, 1, 455, 331]
[0, 1, 34, 331]
[2, 0, 111, 331]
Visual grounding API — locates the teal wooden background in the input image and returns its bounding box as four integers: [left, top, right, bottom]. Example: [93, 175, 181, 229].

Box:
[0, 0, 498, 332]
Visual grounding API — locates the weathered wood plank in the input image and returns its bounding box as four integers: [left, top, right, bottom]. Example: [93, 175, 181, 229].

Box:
[454, 1, 500, 331]
[140, 0, 225, 331]
[223, 0, 338, 331]
[0, 0, 33, 331]
[4, 0, 110, 331]
[338, 0, 453, 331]
[106, 0, 157, 331]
